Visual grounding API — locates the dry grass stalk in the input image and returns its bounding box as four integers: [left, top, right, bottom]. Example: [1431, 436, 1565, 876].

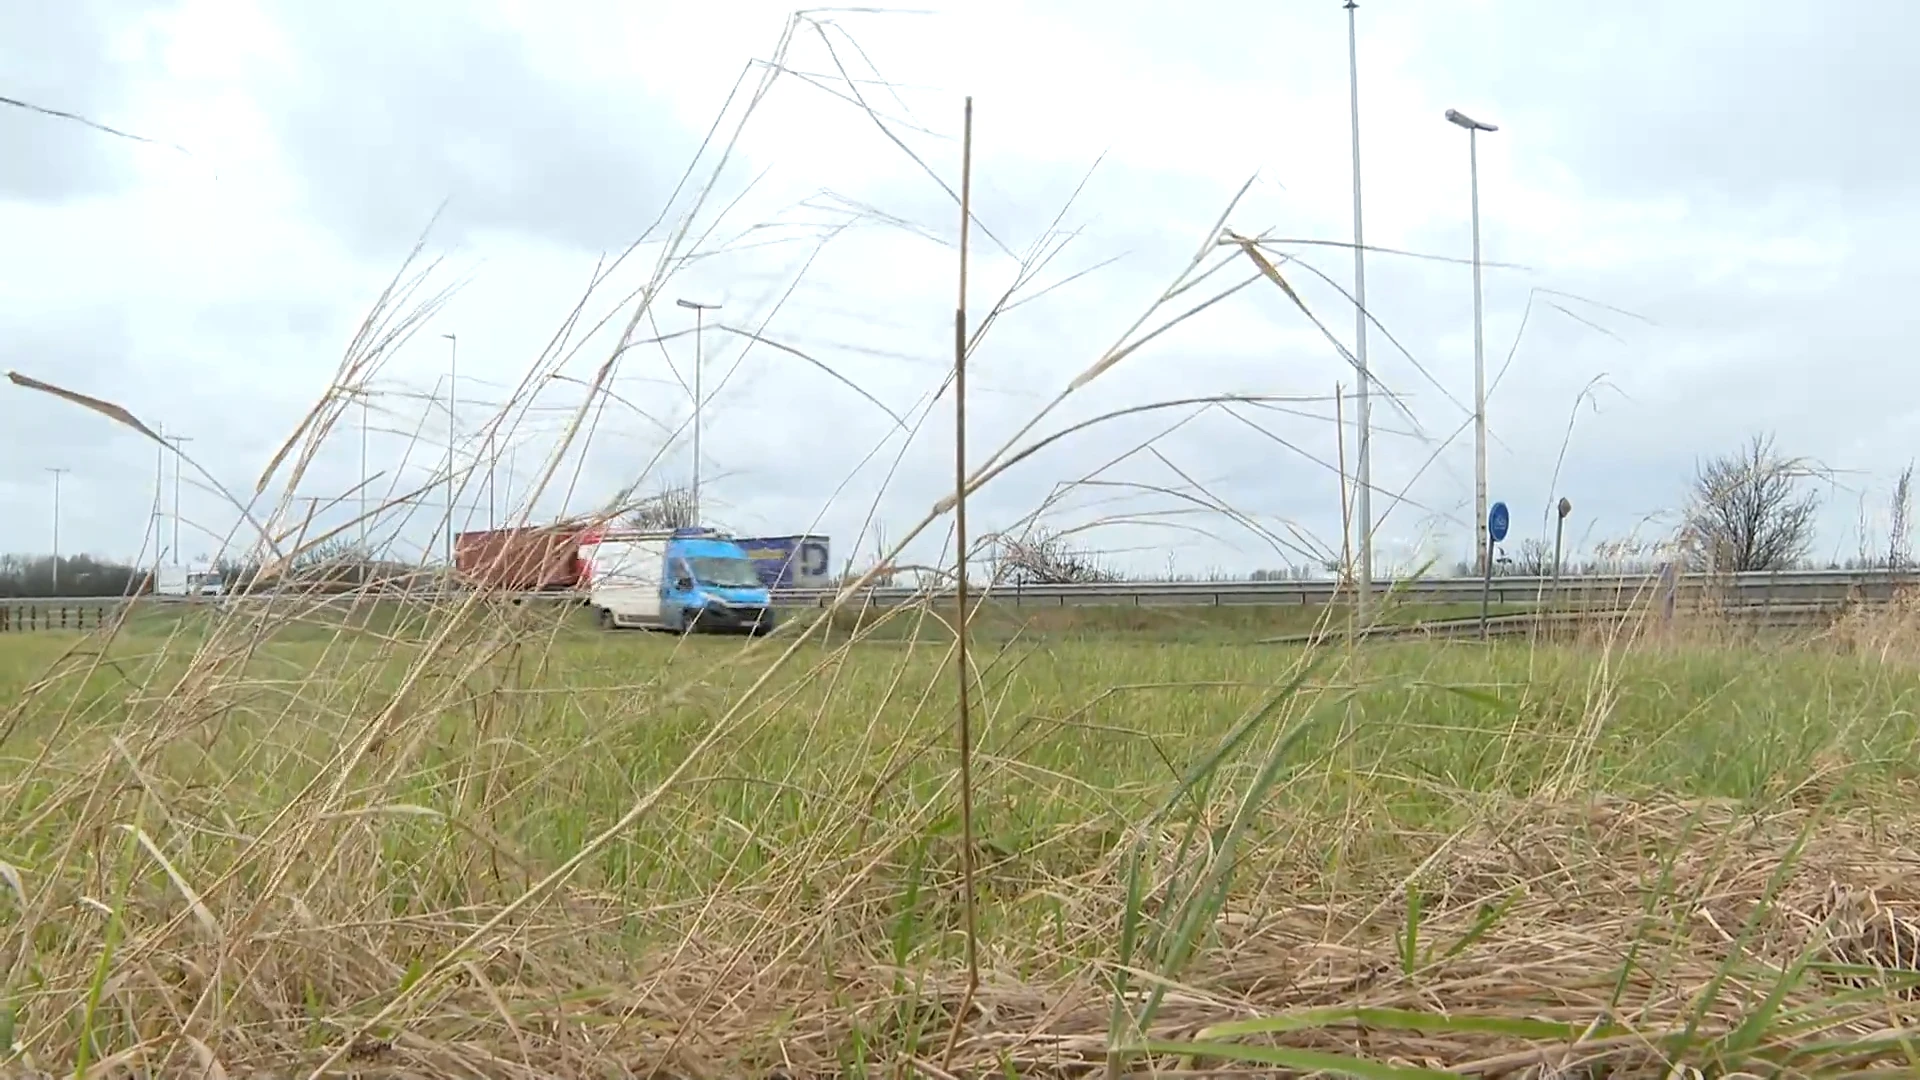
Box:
[942, 93, 980, 1070]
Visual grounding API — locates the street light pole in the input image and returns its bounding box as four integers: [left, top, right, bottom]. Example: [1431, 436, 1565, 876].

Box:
[441, 332, 457, 566]
[152, 425, 165, 580]
[1446, 107, 1498, 573]
[1345, 0, 1374, 619]
[46, 467, 69, 594]
[675, 298, 721, 526]
[1552, 496, 1573, 595]
[165, 434, 192, 561]
[359, 386, 370, 553]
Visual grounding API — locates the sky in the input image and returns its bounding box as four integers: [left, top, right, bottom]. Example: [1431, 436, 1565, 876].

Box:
[2, 0, 1915, 580]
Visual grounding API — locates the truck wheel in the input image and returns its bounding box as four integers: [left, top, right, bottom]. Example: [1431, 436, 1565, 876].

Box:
[597, 607, 615, 631]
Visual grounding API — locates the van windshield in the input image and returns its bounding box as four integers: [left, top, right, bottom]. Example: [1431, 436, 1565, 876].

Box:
[690, 556, 762, 589]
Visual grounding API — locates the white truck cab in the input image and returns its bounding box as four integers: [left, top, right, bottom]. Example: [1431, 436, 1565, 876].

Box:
[156, 563, 225, 598]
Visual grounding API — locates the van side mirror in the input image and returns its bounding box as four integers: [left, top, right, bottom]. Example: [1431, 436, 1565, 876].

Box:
[675, 577, 694, 591]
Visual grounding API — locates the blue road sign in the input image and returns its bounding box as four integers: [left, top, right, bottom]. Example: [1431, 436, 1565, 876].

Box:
[1488, 501, 1510, 544]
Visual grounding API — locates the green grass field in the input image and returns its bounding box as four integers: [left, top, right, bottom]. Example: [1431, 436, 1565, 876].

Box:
[3, 598, 1920, 1076]
[3, 593, 1538, 644]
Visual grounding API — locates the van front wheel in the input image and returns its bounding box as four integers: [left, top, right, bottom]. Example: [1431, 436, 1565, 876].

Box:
[597, 607, 615, 631]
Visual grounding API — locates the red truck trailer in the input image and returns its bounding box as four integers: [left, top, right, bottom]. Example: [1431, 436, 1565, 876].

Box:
[453, 525, 590, 591]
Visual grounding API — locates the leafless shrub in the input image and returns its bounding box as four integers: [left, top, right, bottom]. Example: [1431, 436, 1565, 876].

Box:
[1684, 433, 1820, 573]
[1581, 534, 1683, 575]
[1501, 537, 1557, 577]
[623, 483, 699, 531]
[843, 525, 898, 588]
[990, 526, 1117, 586]
[240, 537, 417, 594]
[1250, 565, 1323, 581]
[1891, 463, 1913, 571]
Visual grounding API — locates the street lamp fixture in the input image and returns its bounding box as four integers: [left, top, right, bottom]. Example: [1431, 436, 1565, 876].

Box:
[1445, 109, 1498, 133]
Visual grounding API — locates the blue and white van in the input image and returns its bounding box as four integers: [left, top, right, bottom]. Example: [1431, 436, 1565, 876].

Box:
[579, 527, 777, 634]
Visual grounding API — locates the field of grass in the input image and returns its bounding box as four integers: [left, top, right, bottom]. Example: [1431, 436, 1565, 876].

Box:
[4, 597, 1920, 1076]
[3, 593, 1538, 646]
[810, 597, 1536, 643]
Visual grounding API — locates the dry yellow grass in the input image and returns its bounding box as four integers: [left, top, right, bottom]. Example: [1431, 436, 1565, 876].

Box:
[1, 598, 1919, 1077]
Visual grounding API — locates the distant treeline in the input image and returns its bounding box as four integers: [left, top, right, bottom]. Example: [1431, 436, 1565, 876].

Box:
[0, 551, 417, 599]
[0, 555, 151, 598]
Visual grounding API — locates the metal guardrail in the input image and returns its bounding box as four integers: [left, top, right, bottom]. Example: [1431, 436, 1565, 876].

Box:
[0, 603, 115, 633]
[767, 569, 1920, 609]
[1263, 602, 1847, 645]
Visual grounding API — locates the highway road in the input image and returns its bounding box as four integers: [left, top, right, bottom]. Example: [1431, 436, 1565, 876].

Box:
[6, 568, 1917, 613]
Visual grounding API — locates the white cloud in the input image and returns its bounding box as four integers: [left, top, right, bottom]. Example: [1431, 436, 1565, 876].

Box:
[3, 0, 1912, 580]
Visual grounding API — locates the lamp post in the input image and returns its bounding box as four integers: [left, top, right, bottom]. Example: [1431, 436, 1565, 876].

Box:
[441, 332, 457, 567]
[337, 383, 375, 587]
[1545, 495, 1574, 639]
[151, 426, 165, 581]
[1345, 0, 1375, 621]
[46, 467, 69, 594]
[165, 434, 192, 560]
[358, 385, 370, 553]
[675, 298, 721, 526]
[1445, 107, 1498, 573]
[1552, 496, 1573, 591]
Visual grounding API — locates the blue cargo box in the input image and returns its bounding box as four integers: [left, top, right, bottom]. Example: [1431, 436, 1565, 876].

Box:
[737, 535, 832, 589]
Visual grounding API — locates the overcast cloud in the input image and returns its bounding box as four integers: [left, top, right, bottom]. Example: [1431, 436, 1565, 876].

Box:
[2, 0, 1914, 578]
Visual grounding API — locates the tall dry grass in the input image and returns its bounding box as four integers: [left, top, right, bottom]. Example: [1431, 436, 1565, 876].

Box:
[5, 600, 1920, 1076]
[7, 11, 1920, 1078]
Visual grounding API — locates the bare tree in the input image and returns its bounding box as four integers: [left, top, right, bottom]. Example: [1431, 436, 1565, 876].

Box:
[242, 536, 406, 594]
[863, 525, 897, 588]
[624, 484, 699, 532]
[1855, 492, 1876, 570]
[832, 525, 898, 589]
[292, 535, 371, 572]
[1252, 565, 1320, 581]
[1684, 433, 1819, 573]
[990, 527, 1116, 586]
[1503, 537, 1556, 577]
[1891, 463, 1914, 571]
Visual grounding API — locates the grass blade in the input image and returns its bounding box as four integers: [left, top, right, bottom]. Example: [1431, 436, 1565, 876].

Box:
[1198, 1007, 1597, 1042]
[1137, 1038, 1456, 1079]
